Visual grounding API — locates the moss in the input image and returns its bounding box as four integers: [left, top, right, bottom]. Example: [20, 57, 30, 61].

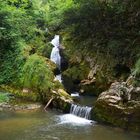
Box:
[53, 81, 64, 90]
[0, 85, 38, 102]
[0, 93, 9, 103]
[63, 65, 89, 81]
[58, 89, 71, 98]
[45, 57, 57, 72]
[63, 102, 71, 113]
[62, 60, 90, 92]
[52, 97, 72, 113]
[21, 54, 54, 92]
[92, 100, 140, 132]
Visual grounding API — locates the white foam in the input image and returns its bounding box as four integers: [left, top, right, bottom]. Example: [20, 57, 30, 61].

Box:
[71, 93, 79, 97]
[70, 104, 92, 119]
[58, 114, 94, 126]
[54, 74, 62, 83]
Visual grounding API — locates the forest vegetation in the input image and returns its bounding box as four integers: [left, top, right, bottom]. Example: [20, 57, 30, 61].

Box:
[0, 0, 140, 99]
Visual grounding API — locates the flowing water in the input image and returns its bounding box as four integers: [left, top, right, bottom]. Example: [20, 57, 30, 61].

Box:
[50, 36, 62, 83]
[70, 104, 92, 119]
[0, 108, 139, 140]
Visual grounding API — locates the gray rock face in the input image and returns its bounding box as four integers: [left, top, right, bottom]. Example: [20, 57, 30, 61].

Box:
[92, 80, 140, 132]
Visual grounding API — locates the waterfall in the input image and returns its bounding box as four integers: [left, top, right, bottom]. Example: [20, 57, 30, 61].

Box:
[54, 74, 62, 83]
[70, 104, 92, 120]
[50, 46, 61, 70]
[50, 35, 62, 83]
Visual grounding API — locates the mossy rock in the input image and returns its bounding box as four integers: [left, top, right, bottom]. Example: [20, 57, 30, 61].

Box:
[62, 62, 90, 92]
[92, 102, 140, 132]
[52, 97, 72, 113]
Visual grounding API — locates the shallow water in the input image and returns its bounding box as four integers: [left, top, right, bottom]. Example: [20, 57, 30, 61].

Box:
[0, 109, 139, 140]
[79, 95, 97, 106]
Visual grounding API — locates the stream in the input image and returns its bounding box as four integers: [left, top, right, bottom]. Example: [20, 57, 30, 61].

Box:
[0, 96, 139, 140]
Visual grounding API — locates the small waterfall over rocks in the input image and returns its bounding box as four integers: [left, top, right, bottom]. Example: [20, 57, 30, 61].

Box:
[70, 104, 92, 120]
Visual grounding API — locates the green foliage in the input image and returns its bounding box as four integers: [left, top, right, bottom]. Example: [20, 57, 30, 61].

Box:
[0, 40, 26, 84]
[22, 54, 54, 93]
[133, 58, 140, 86]
[0, 93, 9, 103]
[47, 0, 74, 30]
[0, 0, 139, 95]
[41, 43, 53, 58]
[0, 0, 50, 85]
[47, 0, 140, 67]
[134, 58, 140, 76]
[0, 0, 68, 102]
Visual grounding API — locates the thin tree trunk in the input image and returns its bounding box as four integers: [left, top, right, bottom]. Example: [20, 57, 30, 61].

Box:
[44, 97, 54, 111]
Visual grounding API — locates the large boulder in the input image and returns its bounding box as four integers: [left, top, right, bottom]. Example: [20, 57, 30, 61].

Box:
[92, 79, 140, 132]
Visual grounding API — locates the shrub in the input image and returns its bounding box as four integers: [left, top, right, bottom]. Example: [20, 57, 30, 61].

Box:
[21, 54, 54, 93]
[0, 93, 9, 103]
[0, 0, 49, 85]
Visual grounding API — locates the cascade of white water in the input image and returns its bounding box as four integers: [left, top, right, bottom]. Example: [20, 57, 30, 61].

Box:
[50, 35, 62, 83]
[50, 46, 61, 70]
[70, 104, 92, 120]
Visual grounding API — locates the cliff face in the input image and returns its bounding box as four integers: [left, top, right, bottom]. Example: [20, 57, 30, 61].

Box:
[62, 49, 131, 95]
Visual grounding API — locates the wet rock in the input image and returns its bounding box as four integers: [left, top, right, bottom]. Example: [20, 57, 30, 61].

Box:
[92, 79, 140, 132]
[50, 88, 73, 113]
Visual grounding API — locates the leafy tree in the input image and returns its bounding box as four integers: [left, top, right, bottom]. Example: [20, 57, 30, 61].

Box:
[0, 0, 49, 85]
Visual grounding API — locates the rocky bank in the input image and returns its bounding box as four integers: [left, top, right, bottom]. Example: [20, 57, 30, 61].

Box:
[91, 76, 140, 132]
